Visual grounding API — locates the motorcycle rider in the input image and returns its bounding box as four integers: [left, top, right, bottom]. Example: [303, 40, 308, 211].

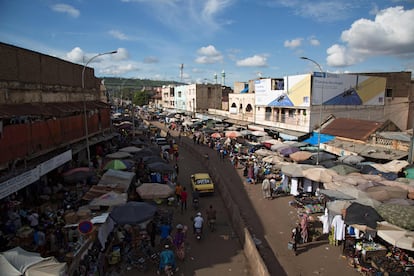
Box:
[158, 244, 178, 274]
[193, 212, 204, 234]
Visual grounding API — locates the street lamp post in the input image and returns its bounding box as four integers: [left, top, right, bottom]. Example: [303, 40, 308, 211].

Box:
[300, 56, 324, 165]
[82, 50, 117, 167]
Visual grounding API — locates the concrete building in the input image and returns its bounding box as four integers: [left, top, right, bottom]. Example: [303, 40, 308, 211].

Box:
[251, 72, 412, 140]
[0, 42, 114, 199]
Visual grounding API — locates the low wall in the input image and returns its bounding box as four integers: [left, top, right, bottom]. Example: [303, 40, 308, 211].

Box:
[181, 141, 270, 276]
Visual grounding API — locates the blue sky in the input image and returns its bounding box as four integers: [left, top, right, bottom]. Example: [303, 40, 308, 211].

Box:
[1, 0, 414, 87]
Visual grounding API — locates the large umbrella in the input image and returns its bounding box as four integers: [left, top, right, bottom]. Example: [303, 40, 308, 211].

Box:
[109, 201, 157, 225]
[281, 164, 313, 178]
[147, 162, 175, 173]
[119, 146, 142, 153]
[376, 204, 414, 231]
[377, 222, 414, 251]
[106, 151, 132, 159]
[104, 159, 133, 171]
[262, 155, 284, 164]
[62, 167, 95, 184]
[254, 148, 275, 157]
[279, 146, 300, 157]
[302, 167, 336, 183]
[329, 164, 360, 176]
[136, 183, 175, 200]
[211, 132, 222, 138]
[289, 151, 312, 162]
[344, 202, 384, 229]
[240, 129, 253, 136]
[338, 155, 365, 165]
[251, 130, 268, 137]
[142, 155, 167, 164]
[225, 131, 242, 139]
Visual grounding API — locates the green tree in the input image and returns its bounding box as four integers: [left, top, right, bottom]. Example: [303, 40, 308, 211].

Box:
[133, 90, 149, 106]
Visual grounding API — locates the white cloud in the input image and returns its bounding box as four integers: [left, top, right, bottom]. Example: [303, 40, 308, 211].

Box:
[65, 47, 122, 66]
[236, 55, 268, 67]
[109, 30, 130, 40]
[195, 45, 223, 64]
[66, 47, 84, 63]
[101, 64, 139, 75]
[113, 48, 129, 61]
[309, 37, 320, 46]
[202, 0, 234, 18]
[327, 6, 414, 67]
[284, 38, 303, 49]
[51, 4, 80, 18]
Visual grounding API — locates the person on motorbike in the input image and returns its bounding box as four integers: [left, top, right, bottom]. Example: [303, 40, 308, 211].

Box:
[158, 244, 177, 274]
[206, 205, 217, 231]
[193, 212, 204, 234]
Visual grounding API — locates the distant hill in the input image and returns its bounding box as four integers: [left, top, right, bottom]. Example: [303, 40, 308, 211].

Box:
[102, 77, 184, 90]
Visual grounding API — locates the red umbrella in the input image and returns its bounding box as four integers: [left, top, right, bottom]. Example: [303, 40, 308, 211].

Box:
[211, 132, 222, 138]
[225, 131, 242, 139]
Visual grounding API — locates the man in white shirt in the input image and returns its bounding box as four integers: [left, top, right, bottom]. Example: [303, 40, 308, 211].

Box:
[193, 212, 204, 233]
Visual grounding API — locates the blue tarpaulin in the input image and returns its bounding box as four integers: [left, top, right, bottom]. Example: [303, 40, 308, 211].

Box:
[302, 132, 335, 146]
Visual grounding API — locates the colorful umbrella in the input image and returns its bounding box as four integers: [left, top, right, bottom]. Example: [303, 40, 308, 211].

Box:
[224, 131, 242, 138]
[104, 159, 132, 171]
[211, 132, 222, 138]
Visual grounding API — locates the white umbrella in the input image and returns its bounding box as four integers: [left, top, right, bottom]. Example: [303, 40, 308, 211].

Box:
[240, 129, 253, 136]
[302, 167, 336, 183]
[377, 223, 414, 251]
[251, 130, 268, 137]
[254, 148, 275, 157]
[262, 155, 284, 164]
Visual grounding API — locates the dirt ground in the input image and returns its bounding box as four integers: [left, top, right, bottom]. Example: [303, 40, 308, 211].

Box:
[125, 121, 361, 276]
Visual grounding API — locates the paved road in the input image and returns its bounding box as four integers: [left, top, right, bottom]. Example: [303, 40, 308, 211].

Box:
[126, 120, 360, 276]
[124, 124, 250, 276]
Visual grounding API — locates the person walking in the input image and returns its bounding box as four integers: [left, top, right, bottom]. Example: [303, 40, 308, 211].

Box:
[206, 205, 217, 231]
[180, 187, 188, 213]
[261, 177, 271, 199]
[173, 224, 186, 261]
[291, 223, 302, 256]
[175, 183, 182, 206]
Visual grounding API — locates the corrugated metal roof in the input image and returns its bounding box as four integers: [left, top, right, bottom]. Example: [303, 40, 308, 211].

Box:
[0, 101, 109, 119]
[321, 118, 383, 141]
[325, 138, 408, 161]
[377, 132, 411, 142]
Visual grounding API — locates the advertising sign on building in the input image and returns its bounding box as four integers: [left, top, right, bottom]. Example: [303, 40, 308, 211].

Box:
[311, 73, 386, 106]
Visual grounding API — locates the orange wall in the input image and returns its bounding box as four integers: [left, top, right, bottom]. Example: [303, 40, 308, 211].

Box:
[0, 110, 111, 166]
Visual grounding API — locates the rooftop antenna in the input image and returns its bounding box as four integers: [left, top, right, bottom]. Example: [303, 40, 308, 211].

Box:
[180, 64, 184, 82]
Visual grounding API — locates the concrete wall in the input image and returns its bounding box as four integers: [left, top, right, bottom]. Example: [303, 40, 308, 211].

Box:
[0, 42, 101, 104]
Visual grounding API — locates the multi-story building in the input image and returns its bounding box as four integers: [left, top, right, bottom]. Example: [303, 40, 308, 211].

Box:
[0, 42, 114, 199]
[251, 72, 412, 140]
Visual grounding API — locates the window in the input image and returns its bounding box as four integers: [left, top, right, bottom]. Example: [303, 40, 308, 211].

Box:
[178, 91, 182, 97]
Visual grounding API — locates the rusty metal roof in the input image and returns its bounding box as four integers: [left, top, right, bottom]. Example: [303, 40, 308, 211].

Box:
[321, 118, 383, 141]
[0, 101, 109, 119]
